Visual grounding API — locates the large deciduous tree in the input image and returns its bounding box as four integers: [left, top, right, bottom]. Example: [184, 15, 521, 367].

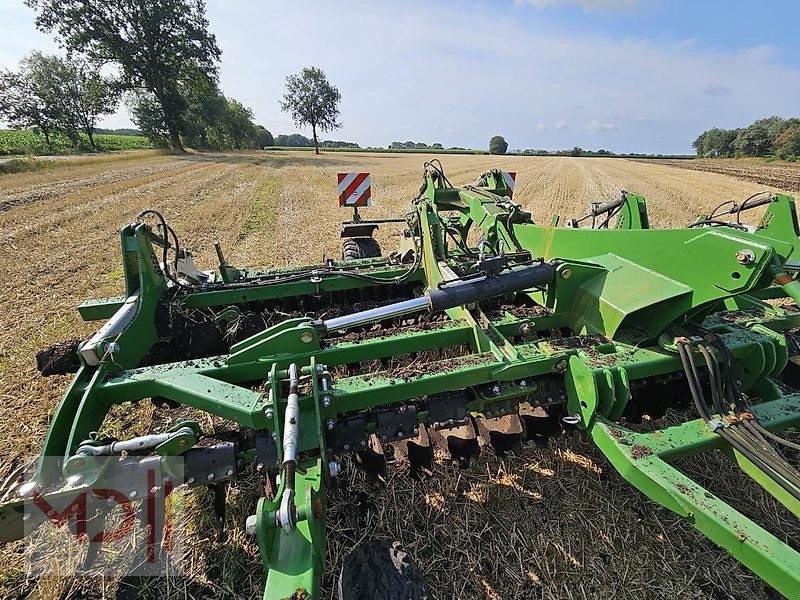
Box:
[25, 0, 220, 150]
[279, 67, 341, 154]
[489, 135, 508, 155]
[0, 64, 56, 150]
[0, 52, 117, 150]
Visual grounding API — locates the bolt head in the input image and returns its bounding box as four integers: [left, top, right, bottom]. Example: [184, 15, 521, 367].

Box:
[187, 477, 195, 485]
[265, 409, 274, 420]
[322, 397, 331, 408]
[735, 249, 756, 265]
[300, 331, 314, 343]
[129, 490, 138, 498]
[561, 268, 572, 279]
[207, 473, 215, 481]
[226, 469, 234, 477]
[555, 359, 568, 372]
[519, 380, 527, 387]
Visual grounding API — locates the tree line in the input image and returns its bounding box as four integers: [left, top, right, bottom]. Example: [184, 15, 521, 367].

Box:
[694, 116, 800, 160]
[1, 0, 270, 152]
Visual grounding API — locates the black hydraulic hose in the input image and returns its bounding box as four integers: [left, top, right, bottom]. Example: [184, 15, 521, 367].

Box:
[135, 209, 188, 288]
[721, 426, 800, 501]
[677, 341, 800, 502]
[696, 343, 727, 416]
[677, 342, 712, 421]
[687, 219, 749, 230]
[747, 420, 800, 452]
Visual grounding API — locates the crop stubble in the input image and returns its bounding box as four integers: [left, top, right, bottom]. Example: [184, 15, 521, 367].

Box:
[0, 152, 797, 599]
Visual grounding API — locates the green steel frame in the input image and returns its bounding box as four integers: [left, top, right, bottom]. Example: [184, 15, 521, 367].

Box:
[1, 166, 800, 599]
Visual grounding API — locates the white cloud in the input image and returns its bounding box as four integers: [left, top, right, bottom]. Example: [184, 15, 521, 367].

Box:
[515, 0, 639, 11]
[3, 0, 800, 153]
[586, 120, 617, 133]
[535, 122, 548, 131]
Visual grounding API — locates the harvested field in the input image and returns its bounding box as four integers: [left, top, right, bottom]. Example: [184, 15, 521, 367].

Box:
[640, 157, 800, 194]
[0, 151, 798, 599]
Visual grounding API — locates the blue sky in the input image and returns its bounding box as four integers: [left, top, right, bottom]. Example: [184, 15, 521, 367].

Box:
[1, 0, 799, 154]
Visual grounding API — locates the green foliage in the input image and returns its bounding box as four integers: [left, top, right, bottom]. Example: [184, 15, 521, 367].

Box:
[773, 127, 800, 160]
[256, 126, 274, 148]
[0, 129, 151, 155]
[274, 133, 312, 147]
[128, 92, 172, 148]
[280, 66, 341, 154]
[0, 52, 118, 150]
[693, 127, 738, 157]
[693, 116, 800, 158]
[26, 0, 220, 150]
[489, 135, 508, 155]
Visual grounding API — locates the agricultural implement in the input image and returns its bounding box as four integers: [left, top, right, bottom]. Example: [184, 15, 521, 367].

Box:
[1, 161, 800, 598]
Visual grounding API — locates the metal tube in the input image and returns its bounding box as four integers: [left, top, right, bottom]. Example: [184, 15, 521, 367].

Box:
[282, 363, 300, 466]
[278, 363, 300, 532]
[322, 296, 430, 333]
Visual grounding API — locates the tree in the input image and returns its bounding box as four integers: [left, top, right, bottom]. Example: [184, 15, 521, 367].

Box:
[431, 143, 443, 149]
[0, 52, 117, 151]
[489, 135, 508, 155]
[693, 127, 738, 157]
[256, 126, 274, 148]
[279, 66, 341, 154]
[26, 0, 220, 151]
[275, 133, 312, 147]
[733, 125, 771, 157]
[0, 66, 57, 150]
[128, 91, 172, 147]
[569, 146, 583, 157]
[774, 127, 800, 159]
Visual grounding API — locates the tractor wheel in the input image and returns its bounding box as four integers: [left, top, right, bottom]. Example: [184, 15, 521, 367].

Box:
[341, 237, 381, 260]
[338, 539, 431, 600]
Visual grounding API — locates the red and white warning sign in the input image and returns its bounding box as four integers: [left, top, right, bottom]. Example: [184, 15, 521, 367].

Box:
[502, 171, 516, 198]
[337, 172, 372, 207]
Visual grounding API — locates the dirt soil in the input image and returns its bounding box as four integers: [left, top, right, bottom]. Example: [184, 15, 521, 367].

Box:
[1, 151, 799, 599]
[640, 157, 800, 193]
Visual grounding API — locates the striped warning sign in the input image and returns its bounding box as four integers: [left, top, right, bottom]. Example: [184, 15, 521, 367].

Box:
[337, 172, 372, 207]
[502, 171, 517, 198]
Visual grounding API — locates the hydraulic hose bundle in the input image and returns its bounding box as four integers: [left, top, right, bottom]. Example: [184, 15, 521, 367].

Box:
[675, 334, 800, 502]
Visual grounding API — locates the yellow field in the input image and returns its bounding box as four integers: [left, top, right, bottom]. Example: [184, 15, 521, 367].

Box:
[0, 151, 796, 599]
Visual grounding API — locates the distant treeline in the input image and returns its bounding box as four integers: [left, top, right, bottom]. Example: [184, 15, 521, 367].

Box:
[271, 133, 359, 148]
[694, 116, 800, 160]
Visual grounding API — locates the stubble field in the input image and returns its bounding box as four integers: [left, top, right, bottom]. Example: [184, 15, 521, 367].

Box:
[0, 151, 797, 600]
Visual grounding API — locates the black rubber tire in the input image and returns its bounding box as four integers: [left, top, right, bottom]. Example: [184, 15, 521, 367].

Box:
[341, 237, 382, 260]
[338, 539, 431, 600]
